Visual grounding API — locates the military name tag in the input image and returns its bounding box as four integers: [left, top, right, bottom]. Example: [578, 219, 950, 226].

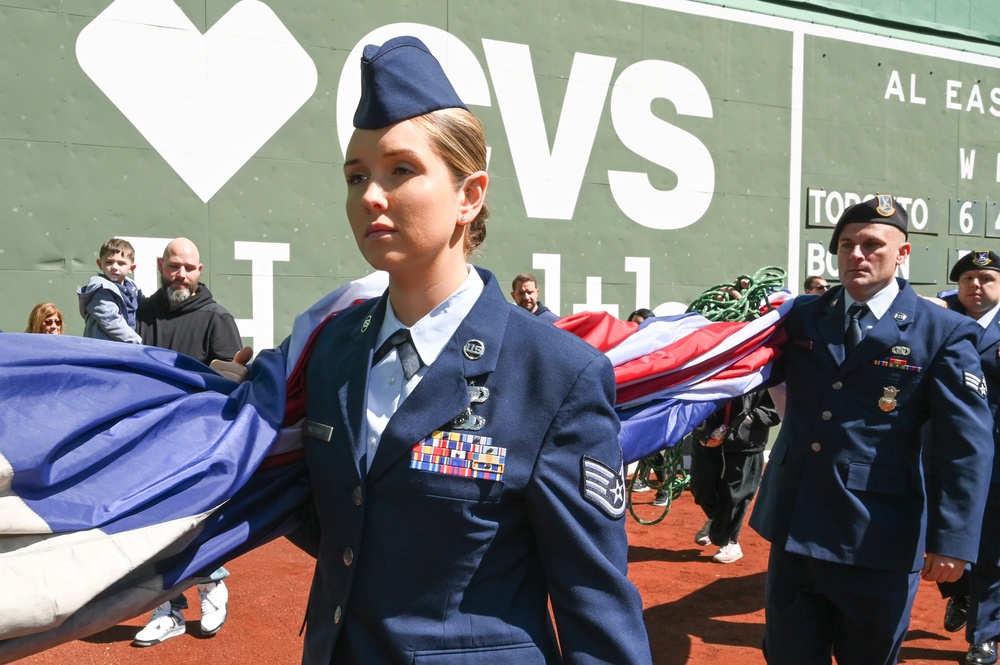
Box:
[302, 419, 334, 442]
[410, 430, 506, 481]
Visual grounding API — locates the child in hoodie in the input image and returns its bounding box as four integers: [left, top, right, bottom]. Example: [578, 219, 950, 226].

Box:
[77, 238, 142, 343]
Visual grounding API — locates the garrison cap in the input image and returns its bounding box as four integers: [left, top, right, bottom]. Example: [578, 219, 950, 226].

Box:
[950, 250, 1000, 281]
[353, 36, 468, 130]
[828, 194, 908, 252]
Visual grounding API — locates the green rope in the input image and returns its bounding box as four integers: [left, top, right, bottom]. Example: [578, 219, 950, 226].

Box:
[686, 266, 787, 322]
[625, 265, 787, 526]
[626, 447, 689, 525]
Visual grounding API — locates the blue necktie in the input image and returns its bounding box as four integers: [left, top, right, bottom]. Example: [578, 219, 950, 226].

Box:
[373, 329, 423, 380]
[845, 303, 868, 353]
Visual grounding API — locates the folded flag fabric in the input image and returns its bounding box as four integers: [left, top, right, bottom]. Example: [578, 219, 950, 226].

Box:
[0, 275, 790, 659]
[556, 292, 792, 461]
[0, 273, 387, 662]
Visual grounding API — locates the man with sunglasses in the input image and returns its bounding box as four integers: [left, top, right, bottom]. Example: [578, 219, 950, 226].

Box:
[803, 275, 830, 294]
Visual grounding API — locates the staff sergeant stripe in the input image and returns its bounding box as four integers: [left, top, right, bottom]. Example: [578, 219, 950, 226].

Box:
[581, 456, 626, 519]
[965, 371, 988, 398]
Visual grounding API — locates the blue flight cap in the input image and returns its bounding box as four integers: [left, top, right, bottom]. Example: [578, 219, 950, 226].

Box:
[353, 36, 468, 130]
[828, 194, 908, 252]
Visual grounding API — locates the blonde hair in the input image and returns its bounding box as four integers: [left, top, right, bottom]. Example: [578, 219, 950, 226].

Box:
[409, 108, 489, 255]
[26, 302, 63, 333]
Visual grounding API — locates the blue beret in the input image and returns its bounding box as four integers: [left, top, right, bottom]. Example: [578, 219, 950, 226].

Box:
[353, 36, 468, 130]
[828, 194, 908, 252]
[950, 250, 1000, 281]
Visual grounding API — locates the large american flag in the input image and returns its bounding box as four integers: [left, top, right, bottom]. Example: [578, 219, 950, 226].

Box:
[0, 274, 791, 660]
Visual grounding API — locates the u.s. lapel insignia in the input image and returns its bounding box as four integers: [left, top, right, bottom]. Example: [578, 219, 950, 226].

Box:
[894, 312, 907, 321]
[891, 345, 910, 356]
[361, 315, 372, 333]
[878, 386, 899, 412]
[463, 339, 485, 360]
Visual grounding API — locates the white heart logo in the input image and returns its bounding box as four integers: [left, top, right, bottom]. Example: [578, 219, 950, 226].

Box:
[76, 0, 318, 202]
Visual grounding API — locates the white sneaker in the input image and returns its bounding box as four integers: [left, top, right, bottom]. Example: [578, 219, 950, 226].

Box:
[695, 519, 713, 546]
[198, 581, 229, 636]
[713, 541, 743, 564]
[132, 601, 185, 647]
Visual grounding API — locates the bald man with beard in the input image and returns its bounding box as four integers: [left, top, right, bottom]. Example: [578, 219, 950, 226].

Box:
[132, 237, 243, 647]
[136, 237, 242, 365]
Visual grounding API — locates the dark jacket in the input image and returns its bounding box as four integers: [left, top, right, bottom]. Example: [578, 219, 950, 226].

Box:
[137, 285, 242, 364]
[750, 280, 994, 571]
[691, 389, 779, 453]
[533, 302, 559, 323]
[288, 268, 651, 665]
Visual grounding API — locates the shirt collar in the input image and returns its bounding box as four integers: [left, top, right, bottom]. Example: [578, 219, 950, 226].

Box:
[843, 279, 899, 321]
[976, 300, 1000, 329]
[378, 266, 485, 367]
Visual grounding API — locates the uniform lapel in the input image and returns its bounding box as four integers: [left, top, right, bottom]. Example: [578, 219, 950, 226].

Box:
[838, 281, 913, 377]
[980, 316, 1000, 355]
[978, 316, 1000, 384]
[816, 288, 848, 366]
[367, 269, 508, 483]
[339, 297, 387, 472]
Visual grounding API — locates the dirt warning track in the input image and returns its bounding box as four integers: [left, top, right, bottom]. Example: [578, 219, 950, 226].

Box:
[16, 492, 967, 664]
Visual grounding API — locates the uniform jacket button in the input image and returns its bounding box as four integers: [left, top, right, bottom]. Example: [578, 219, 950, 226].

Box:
[352, 486, 363, 506]
[821, 411, 832, 420]
[811, 442, 822, 452]
[832, 381, 843, 390]
[343, 547, 354, 567]
[334, 606, 342, 624]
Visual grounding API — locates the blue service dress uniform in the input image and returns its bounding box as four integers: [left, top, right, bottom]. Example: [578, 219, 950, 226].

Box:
[288, 268, 651, 665]
[940, 295, 1000, 646]
[748, 280, 994, 664]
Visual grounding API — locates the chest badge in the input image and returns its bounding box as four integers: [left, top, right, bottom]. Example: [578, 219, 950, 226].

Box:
[879, 386, 899, 412]
[891, 345, 910, 356]
[468, 385, 490, 403]
[452, 407, 486, 431]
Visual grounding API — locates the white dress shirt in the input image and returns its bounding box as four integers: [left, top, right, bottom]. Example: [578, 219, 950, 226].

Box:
[364, 267, 484, 470]
[842, 279, 900, 339]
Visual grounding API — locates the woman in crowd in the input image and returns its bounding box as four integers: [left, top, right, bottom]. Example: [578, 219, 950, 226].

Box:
[25, 303, 63, 334]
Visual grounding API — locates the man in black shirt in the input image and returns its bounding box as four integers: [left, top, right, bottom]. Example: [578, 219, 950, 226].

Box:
[133, 237, 242, 647]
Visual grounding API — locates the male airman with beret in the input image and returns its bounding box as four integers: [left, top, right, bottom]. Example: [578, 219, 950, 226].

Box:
[750, 196, 994, 664]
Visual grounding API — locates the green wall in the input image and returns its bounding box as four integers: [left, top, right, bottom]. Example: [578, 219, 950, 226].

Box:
[2, 0, 1000, 347]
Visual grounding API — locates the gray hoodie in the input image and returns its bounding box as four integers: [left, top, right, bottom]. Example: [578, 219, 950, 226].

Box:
[77, 274, 142, 343]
